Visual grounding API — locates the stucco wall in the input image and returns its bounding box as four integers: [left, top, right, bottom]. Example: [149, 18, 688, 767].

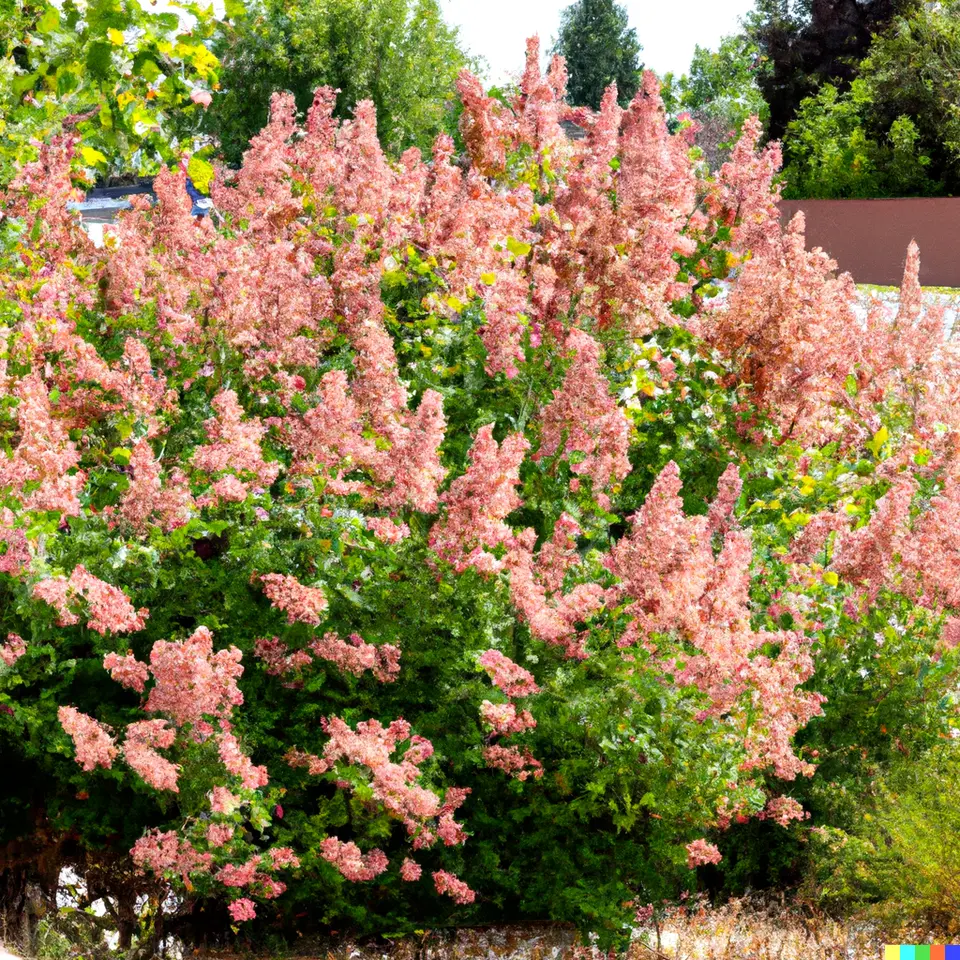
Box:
[779, 198, 960, 287]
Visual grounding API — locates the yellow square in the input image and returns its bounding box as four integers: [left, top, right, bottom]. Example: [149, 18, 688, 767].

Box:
[885, 947, 901, 960]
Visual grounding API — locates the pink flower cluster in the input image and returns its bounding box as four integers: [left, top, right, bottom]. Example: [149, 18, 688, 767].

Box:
[258, 573, 328, 626]
[319, 838, 388, 881]
[479, 701, 536, 736]
[286, 716, 469, 855]
[34, 566, 148, 635]
[132, 830, 213, 878]
[761, 796, 808, 828]
[144, 627, 244, 728]
[535, 330, 630, 508]
[685, 839, 722, 869]
[429, 425, 529, 574]
[432, 870, 476, 905]
[0, 633, 26, 666]
[254, 633, 401, 683]
[481, 744, 544, 782]
[478, 650, 540, 698]
[58, 705, 118, 771]
[122, 719, 180, 792]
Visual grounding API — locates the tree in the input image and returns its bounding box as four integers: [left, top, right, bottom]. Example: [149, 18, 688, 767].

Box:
[663, 34, 769, 169]
[204, 0, 469, 165]
[778, 0, 960, 197]
[0, 0, 224, 184]
[1, 41, 960, 956]
[780, 80, 939, 197]
[856, 0, 960, 191]
[552, 0, 642, 109]
[745, 0, 917, 140]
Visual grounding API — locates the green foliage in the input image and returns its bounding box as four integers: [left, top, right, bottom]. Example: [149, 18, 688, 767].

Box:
[743, 0, 917, 141]
[708, 431, 960, 899]
[855, 0, 960, 193]
[0, 0, 225, 184]
[666, 35, 768, 137]
[802, 741, 960, 937]
[781, 80, 940, 198]
[552, 0, 642, 109]
[204, 0, 469, 165]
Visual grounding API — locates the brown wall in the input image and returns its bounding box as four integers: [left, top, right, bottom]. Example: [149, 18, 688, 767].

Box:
[778, 198, 960, 288]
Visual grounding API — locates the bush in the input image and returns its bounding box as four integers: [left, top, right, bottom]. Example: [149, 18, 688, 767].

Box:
[1, 39, 959, 955]
[781, 81, 940, 198]
[203, 0, 470, 166]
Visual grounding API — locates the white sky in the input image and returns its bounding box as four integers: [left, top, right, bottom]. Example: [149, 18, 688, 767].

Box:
[440, 0, 756, 82]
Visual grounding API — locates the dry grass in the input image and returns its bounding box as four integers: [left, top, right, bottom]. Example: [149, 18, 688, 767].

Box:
[192, 903, 897, 960]
[639, 897, 883, 960]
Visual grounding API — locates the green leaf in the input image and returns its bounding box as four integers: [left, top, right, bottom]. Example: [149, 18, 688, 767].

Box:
[36, 4, 60, 32]
[80, 146, 108, 167]
[506, 236, 532, 258]
[867, 425, 889, 458]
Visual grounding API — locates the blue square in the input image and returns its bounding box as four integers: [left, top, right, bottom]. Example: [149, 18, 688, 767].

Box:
[944, 947, 960, 960]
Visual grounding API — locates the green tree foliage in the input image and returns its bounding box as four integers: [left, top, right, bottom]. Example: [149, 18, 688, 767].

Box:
[552, 0, 642, 109]
[204, 0, 469, 166]
[804, 741, 960, 935]
[781, 80, 939, 197]
[662, 35, 769, 168]
[745, 0, 916, 140]
[779, 0, 960, 198]
[856, 0, 960, 191]
[0, 0, 224, 184]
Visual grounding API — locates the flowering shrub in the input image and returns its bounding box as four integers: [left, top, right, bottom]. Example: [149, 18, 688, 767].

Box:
[0, 36, 959, 952]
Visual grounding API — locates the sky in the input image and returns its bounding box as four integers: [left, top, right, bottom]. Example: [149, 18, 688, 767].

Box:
[440, 0, 756, 82]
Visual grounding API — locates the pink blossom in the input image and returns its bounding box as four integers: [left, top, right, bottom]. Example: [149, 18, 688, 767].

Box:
[367, 517, 411, 544]
[535, 330, 631, 504]
[58, 706, 118, 771]
[34, 567, 148, 635]
[190, 90, 213, 109]
[400, 858, 422, 881]
[132, 830, 212, 877]
[216, 857, 261, 887]
[761, 796, 807, 827]
[218, 731, 269, 789]
[482, 744, 543, 781]
[145, 627, 244, 728]
[0, 633, 26, 666]
[432, 870, 475, 905]
[206, 823, 234, 847]
[228, 898, 256, 922]
[259, 573, 328, 625]
[265, 847, 300, 869]
[103, 651, 149, 692]
[123, 719, 180, 792]
[429, 425, 529, 574]
[685, 839, 722, 868]
[319, 838, 389, 881]
[210, 786, 241, 814]
[479, 700, 536, 736]
[478, 650, 540, 698]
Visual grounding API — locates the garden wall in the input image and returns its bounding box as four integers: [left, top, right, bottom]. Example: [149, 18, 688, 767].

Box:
[779, 198, 960, 287]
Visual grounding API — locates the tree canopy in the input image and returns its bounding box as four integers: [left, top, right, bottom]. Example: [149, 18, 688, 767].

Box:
[204, 0, 470, 165]
[552, 0, 642, 109]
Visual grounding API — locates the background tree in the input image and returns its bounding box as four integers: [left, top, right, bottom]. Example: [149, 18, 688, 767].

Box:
[778, 0, 960, 197]
[0, 0, 223, 184]
[745, 0, 916, 140]
[204, 0, 469, 165]
[662, 34, 769, 168]
[552, 0, 642, 109]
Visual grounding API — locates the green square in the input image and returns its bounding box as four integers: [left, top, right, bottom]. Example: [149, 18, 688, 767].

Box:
[916, 947, 931, 960]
